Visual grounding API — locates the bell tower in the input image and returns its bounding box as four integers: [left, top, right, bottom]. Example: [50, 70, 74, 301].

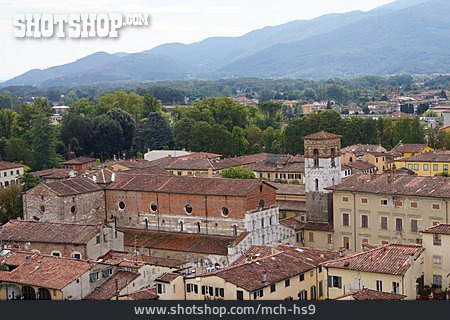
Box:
[303, 132, 342, 223]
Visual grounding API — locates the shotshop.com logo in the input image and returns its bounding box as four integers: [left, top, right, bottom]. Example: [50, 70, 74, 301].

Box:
[13, 13, 150, 38]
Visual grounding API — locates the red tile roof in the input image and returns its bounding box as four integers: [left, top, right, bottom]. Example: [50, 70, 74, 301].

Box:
[32, 168, 74, 180]
[346, 161, 376, 171]
[279, 218, 333, 232]
[119, 228, 236, 256]
[327, 174, 450, 198]
[0, 220, 101, 244]
[402, 150, 450, 162]
[108, 174, 271, 197]
[334, 288, 406, 300]
[63, 156, 97, 165]
[322, 244, 424, 275]
[0, 253, 95, 290]
[421, 224, 450, 235]
[155, 272, 180, 283]
[209, 252, 316, 291]
[303, 132, 342, 140]
[270, 183, 305, 196]
[84, 271, 139, 300]
[98, 250, 186, 268]
[340, 144, 384, 157]
[120, 287, 158, 300]
[391, 143, 429, 154]
[39, 176, 102, 196]
[0, 161, 22, 170]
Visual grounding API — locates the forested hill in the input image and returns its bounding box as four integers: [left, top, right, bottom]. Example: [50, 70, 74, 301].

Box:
[4, 0, 450, 86]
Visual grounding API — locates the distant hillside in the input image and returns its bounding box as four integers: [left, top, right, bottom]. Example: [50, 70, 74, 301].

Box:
[4, 0, 450, 86]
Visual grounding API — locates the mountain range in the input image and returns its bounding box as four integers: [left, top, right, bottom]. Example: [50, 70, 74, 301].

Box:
[5, 0, 450, 86]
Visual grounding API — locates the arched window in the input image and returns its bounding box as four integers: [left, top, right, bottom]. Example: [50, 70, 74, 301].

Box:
[22, 286, 36, 300]
[179, 221, 184, 232]
[232, 225, 238, 236]
[71, 252, 82, 259]
[331, 148, 336, 167]
[38, 288, 52, 300]
[258, 199, 265, 209]
[313, 149, 319, 167]
[144, 218, 149, 229]
[197, 222, 201, 233]
[315, 179, 319, 191]
[70, 205, 76, 214]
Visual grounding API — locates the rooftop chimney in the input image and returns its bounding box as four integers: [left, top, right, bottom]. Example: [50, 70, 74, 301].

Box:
[262, 272, 267, 283]
[25, 256, 32, 264]
[111, 173, 116, 182]
[338, 247, 346, 257]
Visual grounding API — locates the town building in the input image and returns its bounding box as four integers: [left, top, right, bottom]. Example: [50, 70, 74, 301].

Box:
[340, 144, 387, 163]
[420, 224, 450, 290]
[62, 156, 97, 173]
[390, 143, 433, 159]
[0, 161, 24, 188]
[0, 220, 123, 260]
[243, 154, 304, 184]
[303, 132, 342, 223]
[181, 245, 336, 301]
[0, 250, 113, 300]
[328, 174, 449, 251]
[280, 218, 334, 250]
[32, 168, 77, 183]
[270, 182, 306, 220]
[395, 150, 450, 176]
[322, 244, 424, 300]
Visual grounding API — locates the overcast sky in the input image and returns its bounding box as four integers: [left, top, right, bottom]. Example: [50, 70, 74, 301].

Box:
[0, 0, 396, 80]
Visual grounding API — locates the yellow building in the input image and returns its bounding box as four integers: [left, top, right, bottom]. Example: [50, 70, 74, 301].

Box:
[280, 218, 334, 250]
[328, 174, 449, 252]
[0, 251, 110, 300]
[390, 143, 433, 159]
[362, 152, 395, 173]
[396, 150, 450, 176]
[420, 224, 450, 290]
[271, 182, 306, 219]
[322, 244, 424, 300]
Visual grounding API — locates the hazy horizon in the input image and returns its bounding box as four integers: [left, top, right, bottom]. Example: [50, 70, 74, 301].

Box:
[0, 0, 400, 81]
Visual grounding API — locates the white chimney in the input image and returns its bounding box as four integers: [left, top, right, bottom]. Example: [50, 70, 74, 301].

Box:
[92, 176, 97, 183]
[262, 272, 267, 283]
[111, 173, 116, 182]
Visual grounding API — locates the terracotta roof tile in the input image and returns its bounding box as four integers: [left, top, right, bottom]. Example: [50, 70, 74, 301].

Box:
[0, 161, 23, 170]
[402, 150, 450, 162]
[121, 287, 158, 300]
[119, 228, 236, 256]
[421, 224, 450, 235]
[98, 250, 186, 268]
[0, 253, 95, 290]
[270, 183, 305, 196]
[346, 161, 376, 171]
[63, 156, 97, 165]
[303, 132, 342, 140]
[108, 174, 269, 197]
[156, 272, 180, 283]
[40, 176, 102, 196]
[391, 143, 429, 154]
[84, 271, 139, 300]
[322, 244, 424, 275]
[334, 288, 406, 300]
[327, 174, 450, 198]
[0, 220, 100, 244]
